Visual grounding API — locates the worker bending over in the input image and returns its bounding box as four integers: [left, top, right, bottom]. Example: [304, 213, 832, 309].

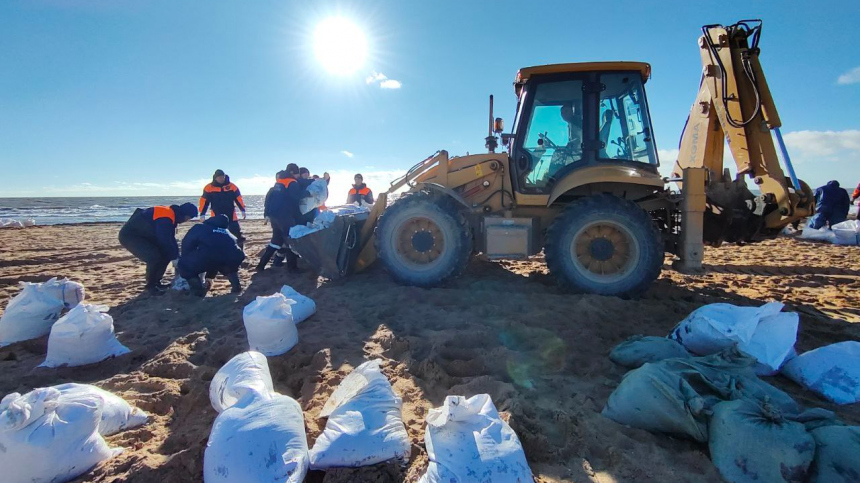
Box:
[347, 173, 374, 205]
[258, 164, 308, 272]
[809, 180, 851, 229]
[199, 169, 247, 248]
[178, 214, 245, 296]
[119, 203, 198, 295]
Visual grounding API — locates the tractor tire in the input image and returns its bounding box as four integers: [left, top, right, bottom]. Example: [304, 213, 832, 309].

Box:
[375, 193, 472, 287]
[545, 194, 663, 297]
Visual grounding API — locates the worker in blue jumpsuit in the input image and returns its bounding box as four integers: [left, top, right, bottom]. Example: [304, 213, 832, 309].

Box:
[809, 180, 850, 229]
[178, 214, 246, 296]
[257, 164, 308, 272]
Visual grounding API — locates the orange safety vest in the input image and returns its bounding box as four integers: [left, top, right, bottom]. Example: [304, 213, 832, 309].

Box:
[348, 186, 371, 196]
[152, 206, 176, 224]
[277, 177, 297, 188]
[199, 183, 245, 221]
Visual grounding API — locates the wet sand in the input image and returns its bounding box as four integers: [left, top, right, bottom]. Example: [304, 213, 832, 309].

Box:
[0, 220, 858, 482]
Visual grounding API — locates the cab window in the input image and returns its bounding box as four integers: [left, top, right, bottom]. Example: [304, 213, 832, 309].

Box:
[520, 80, 584, 188]
[598, 73, 657, 164]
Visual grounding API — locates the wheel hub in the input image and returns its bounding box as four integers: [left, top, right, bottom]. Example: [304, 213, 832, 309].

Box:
[397, 217, 445, 265]
[572, 222, 635, 278]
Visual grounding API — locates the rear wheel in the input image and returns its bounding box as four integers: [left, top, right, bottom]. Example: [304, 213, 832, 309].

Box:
[375, 193, 472, 287]
[545, 194, 663, 296]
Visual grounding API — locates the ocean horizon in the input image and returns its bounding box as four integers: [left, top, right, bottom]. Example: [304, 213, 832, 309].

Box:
[0, 196, 266, 226]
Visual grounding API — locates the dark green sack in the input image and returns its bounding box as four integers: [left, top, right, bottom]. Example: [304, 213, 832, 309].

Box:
[602, 348, 801, 442]
[609, 335, 691, 369]
[709, 399, 814, 483]
[288, 215, 362, 279]
[809, 425, 860, 483]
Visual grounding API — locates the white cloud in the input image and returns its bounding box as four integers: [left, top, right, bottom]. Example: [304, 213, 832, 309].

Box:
[341, 150, 354, 158]
[379, 79, 402, 89]
[837, 66, 860, 85]
[365, 71, 387, 84]
[783, 130, 860, 158]
[366, 71, 402, 90]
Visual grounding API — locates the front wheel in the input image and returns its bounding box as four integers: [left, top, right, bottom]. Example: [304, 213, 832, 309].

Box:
[545, 194, 663, 296]
[375, 193, 472, 287]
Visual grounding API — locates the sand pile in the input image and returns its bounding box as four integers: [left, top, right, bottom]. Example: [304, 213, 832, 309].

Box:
[0, 221, 858, 482]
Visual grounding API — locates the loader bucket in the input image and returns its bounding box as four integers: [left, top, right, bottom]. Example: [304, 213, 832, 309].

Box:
[288, 213, 366, 279]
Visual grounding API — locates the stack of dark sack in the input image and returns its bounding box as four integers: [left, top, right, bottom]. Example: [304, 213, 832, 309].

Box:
[603, 305, 860, 483]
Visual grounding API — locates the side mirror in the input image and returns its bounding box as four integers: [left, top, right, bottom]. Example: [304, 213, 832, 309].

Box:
[493, 117, 504, 134]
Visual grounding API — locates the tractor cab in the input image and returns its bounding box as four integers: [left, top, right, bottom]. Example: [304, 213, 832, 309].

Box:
[505, 62, 660, 195]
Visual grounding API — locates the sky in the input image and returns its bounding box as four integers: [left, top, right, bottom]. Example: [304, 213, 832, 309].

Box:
[1, 0, 859, 198]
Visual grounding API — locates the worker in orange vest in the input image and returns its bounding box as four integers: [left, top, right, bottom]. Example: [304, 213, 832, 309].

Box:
[257, 164, 307, 272]
[347, 173, 374, 205]
[118, 203, 198, 295]
[198, 169, 247, 248]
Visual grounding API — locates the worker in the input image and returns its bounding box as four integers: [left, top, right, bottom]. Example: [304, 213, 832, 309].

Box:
[852, 182, 860, 204]
[299, 167, 311, 180]
[118, 203, 198, 295]
[257, 164, 307, 272]
[177, 214, 245, 296]
[347, 173, 374, 205]
[809, 180, 851, 229]
[198, 169, 247, 248]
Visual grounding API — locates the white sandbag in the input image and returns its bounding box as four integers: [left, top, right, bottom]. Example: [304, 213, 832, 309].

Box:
[243, 294, 298, 356]
[279, 285, 316, 324]
[0, 387, 120, 483]
[204, 394, 309, 483]
[5, 384, 148, 437]
[209, 351, 275, 413]
[41, 304, 130, 368]
[309, 359, 410, 469]
[0, 219, 24, 229]
[782, 341, 860, 405]
[832, 220, 860, 246]
[22, 219, 36, 227]
[39, 277, 86, 309]
[299, 179, 329, 215]
[738, 311, 799, 376]
[669, 302, 784, 355]
[418, 394, 533, 483]
[800, 226, 836, 243]
[0, 281, 65, 347]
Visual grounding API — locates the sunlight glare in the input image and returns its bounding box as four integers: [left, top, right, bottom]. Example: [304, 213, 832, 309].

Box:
[313, 17, 367, 76]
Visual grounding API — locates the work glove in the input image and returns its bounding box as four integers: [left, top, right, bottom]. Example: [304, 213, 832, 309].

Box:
[241, 210, 247, 220]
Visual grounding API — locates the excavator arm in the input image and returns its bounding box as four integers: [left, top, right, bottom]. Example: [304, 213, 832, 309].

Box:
[672, 20, 813, 271]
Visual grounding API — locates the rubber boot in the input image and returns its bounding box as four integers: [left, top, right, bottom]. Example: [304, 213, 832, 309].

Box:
[187, 276, 206, 297]
[227, 273, 242, 293]
[272, 254, 285, 267]
[256, 246, 277, 272]
[144, 263, 167, 295]
[286, 251, 304, 274]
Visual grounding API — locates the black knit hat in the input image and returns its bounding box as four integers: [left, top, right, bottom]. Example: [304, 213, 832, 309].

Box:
[178, 203, 198, 220]
[213, 169, 226, 178]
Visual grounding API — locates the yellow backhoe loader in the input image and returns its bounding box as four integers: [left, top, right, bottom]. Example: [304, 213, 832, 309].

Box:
[292, 19, 813, 296]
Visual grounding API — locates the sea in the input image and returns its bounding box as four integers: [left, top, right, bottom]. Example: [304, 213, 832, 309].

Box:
[0, 196, 266, 226]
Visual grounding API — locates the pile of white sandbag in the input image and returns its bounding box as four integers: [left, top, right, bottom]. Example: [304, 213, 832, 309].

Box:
[41, 304, 130, 368]
[204, 351, 309, 483]
[289, 204, 370, 239]
[782, 341, 860, 405]
[418, 394, 533, 483]
[0, 218, 35, 229]
[669, 301, 798, 375]
[800, 220, 860, 245]
[0, 278, 86, 347]
[309, 359, 411, 469]
[0, 384, 147, 483]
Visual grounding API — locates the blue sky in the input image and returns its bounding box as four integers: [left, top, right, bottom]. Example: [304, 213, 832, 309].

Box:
[1, 0, 859, 198]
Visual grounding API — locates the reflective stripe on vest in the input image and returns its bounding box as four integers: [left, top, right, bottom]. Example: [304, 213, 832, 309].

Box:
[152, 206, 176, 224]
[277, 178, 297, 188]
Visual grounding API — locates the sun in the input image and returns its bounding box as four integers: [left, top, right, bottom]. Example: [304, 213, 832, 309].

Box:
[313, 17, 367, 76]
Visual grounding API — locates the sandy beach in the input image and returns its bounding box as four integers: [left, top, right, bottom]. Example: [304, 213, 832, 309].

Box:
[1, 220, 858, 483]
